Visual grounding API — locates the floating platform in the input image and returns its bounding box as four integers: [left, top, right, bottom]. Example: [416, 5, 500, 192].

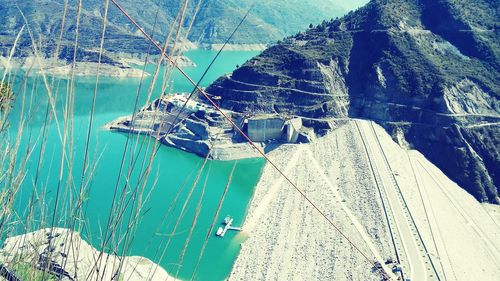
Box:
[216, 216, 241, 237]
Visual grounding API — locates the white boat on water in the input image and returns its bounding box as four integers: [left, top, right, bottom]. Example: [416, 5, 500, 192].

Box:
[216, 227, 224, 236]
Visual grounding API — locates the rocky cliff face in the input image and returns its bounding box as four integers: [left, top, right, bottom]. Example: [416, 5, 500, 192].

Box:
[205, 0, 500, 203]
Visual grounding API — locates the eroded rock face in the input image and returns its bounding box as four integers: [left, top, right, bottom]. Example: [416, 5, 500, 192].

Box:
[204, 0, 499, 203]
[162, 116, 212, 157]
[206, 45, 342, 117]
[107, 94, 270, 160]
[443, 78, 498, 115]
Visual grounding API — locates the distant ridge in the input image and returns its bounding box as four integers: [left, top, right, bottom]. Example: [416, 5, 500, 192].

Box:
[0, 0, 355, 61]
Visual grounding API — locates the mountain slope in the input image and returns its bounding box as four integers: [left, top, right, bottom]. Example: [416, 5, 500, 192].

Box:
[189, 0, 349, 44]
[0, 0, 164, 62]
[205, 0, 500, 203]
[0, 0, 354, 60]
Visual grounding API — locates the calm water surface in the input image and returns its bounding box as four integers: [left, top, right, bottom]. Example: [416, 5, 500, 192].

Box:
[4, 50, 263, 280]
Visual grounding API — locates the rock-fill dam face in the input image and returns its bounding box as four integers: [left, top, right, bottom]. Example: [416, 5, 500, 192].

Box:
[204, 0, 500, 203]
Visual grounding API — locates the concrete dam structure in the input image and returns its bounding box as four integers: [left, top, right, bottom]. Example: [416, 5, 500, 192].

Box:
[108, 94, 316, 160]
[247, 115, 303, 143]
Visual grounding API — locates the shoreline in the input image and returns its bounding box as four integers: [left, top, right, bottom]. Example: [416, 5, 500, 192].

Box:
[200, 43, 268, 51]
[0, 56, 148, 78]
[0, 45, 262, 78]
[0, 54, 196, 78]
[0, 228, 177, 281]
[118, 55, 197, 68]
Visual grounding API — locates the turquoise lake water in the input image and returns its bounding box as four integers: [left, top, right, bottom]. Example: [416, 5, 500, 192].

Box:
[3, 50, 263, 280]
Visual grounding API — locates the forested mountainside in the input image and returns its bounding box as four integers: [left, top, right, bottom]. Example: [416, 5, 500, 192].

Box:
[188, 0, 348, 45]
[205, 0, 500, 203]
[0, 0, 353, 61]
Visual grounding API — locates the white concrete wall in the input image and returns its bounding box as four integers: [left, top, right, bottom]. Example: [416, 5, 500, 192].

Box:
[285, 117, 302, 143]
[248, 117, 285, 142]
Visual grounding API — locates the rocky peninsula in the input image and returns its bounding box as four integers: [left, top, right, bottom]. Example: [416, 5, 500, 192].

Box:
[106, 93, 324, 161]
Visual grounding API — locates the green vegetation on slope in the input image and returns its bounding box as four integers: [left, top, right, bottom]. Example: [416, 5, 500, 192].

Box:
[206, 0, 500, 203]
[0, 0, 359, 62]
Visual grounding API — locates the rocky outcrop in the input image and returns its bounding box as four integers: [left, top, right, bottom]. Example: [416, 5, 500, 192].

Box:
[107, 93, 317, 160]
[442, 78, 498, 115]
[107, 94, 263, 160]
[162, 116, 212, 157]
[206, 44, 346, 118]
[204, 0, 500, 203]
[0, 228, 177, 281]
